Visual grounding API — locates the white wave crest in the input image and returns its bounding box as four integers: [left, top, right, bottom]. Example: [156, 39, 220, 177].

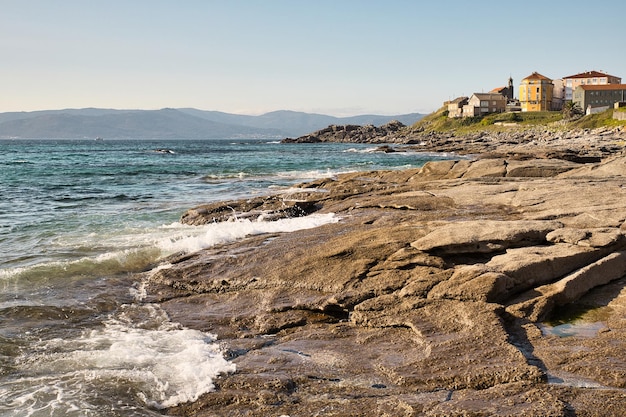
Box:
[0, 304, 235, 414]
[0, 214, 338, 292]
[155, 212, 339, 255]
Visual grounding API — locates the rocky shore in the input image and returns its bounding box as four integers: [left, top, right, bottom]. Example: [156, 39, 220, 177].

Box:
[142, 128, 626, 416]
[283, 120, 625, 162]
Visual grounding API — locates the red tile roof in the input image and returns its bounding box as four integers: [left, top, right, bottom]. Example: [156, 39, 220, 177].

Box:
[563, 70, 619, 79]
[522, 72, 552, 81]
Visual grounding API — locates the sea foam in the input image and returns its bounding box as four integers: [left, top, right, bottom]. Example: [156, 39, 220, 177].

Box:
[0, 304, 235, 415]
[155, 212, 339, 255]
[1, 214, 338, 288]
[1, 214, 339, 413]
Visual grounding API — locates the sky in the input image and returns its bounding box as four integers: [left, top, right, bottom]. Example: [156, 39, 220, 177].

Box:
[2, 0, 625, 116]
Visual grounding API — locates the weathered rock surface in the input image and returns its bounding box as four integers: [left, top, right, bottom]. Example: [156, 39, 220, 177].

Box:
[147, 153, 626, 416]
[410, 220, 563, 254]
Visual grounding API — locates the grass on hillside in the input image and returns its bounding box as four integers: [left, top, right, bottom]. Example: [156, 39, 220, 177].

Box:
[569, 109, 626, 129]
[411, 107, 625, 133]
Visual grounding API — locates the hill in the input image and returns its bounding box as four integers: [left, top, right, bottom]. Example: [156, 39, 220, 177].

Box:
[407, 106, 626, 135]
[0, 108, 424, 139]
[177, 109, 423, 137]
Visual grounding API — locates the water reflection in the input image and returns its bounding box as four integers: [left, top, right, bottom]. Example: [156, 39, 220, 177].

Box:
[540, 304, 613, 337]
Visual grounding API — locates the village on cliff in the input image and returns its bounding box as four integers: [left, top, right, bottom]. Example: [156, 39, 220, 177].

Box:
[446, 70, 626, 120]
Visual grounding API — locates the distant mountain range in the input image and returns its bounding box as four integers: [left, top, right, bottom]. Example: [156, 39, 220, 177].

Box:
[0, 108, 424, 139]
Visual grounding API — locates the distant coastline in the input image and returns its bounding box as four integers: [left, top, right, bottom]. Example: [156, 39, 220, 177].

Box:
[0, 108, 424, 140]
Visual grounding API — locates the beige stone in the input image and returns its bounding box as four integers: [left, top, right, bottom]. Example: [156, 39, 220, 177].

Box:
[411, 220, 562, 254]
[163, 154, 626, 416]
[507, 251, 626, 321]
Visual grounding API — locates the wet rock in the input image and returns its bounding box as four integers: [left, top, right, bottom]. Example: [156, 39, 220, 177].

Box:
[181, 196, 320, 225]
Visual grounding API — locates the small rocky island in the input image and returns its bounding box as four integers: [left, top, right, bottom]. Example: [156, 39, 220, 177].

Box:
[143, 121, 626, 416]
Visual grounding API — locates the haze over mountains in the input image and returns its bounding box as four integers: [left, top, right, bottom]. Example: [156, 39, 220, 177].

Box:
[0, 108, 424, 139]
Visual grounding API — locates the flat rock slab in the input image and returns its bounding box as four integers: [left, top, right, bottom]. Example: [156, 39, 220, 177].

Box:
[411, 220, 563, 254]
[160, 156, 626, 416]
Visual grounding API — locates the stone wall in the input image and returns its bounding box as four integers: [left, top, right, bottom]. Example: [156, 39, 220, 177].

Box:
[614, 110, 626, 121]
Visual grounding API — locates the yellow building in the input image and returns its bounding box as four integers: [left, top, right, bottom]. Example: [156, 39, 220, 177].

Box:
[519, 72, 554, 111]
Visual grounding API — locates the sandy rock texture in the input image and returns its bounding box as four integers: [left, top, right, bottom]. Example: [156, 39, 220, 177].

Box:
[141, 140, 626, 416]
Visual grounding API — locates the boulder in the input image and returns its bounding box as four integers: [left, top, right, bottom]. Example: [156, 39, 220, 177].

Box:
[507, 251, 626, 321]
[411, 220, 562, 254]
[462, 158, 507, 178]
[484, 244, 603, 296]
[547, 228, 625, 248]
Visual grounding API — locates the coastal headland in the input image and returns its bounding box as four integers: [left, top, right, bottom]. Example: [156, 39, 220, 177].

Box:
[145, 120, 626, 416]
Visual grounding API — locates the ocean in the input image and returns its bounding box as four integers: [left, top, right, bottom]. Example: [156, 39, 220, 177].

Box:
[0, 138, 452, 416]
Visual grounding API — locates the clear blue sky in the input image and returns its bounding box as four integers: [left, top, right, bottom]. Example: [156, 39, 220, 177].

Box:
[2, 0, 625, 116]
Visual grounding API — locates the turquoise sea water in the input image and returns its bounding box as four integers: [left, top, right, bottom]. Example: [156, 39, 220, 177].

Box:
[0, 138, 453, 416]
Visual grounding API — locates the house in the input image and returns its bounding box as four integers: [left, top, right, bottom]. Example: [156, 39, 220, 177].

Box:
[447, 96, 469, 118]
[519, 72, 554, 112]
[462, 93, 507, 117]
[572, 84, 626, 114]
[562, 70, 622, 101]
[489, 77, 515, 102]
[552, 78, 565, 111]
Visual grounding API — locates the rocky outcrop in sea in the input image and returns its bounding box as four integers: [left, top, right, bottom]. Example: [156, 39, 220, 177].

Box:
[139, 131, 626, 415]
[282, 119, 407, 144]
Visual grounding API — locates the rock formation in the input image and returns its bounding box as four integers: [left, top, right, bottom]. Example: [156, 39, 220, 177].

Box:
[283, 123, 626, 163]
[282, 120, 407, 144]
[136, 139, 626, 416]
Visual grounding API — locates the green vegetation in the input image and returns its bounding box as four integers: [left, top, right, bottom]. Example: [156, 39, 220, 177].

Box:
[561, 101, 584, 120]
[411, 106, 625, 134]
[569, 108, 625, 129]
[546, 303, 613, 327]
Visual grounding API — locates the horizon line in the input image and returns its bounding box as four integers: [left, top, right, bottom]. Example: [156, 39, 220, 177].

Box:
[0, 107, 431, 118]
